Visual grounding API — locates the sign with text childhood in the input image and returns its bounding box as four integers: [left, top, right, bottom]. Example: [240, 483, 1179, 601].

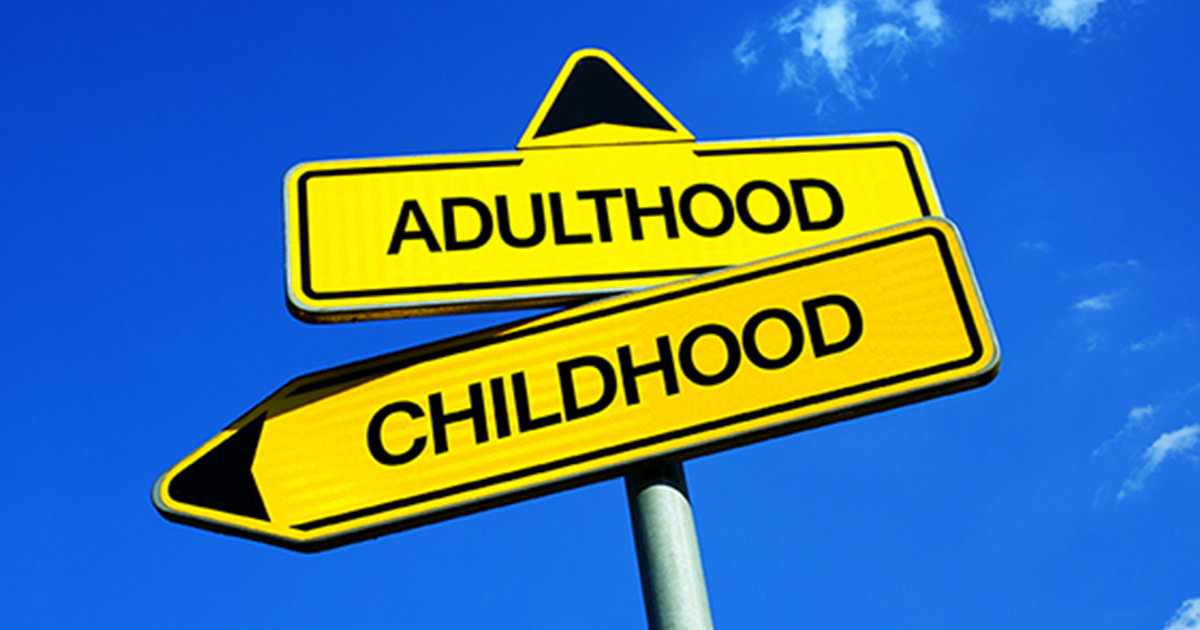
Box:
[285, 49, 943, 322]
[156, 218, 999, 551]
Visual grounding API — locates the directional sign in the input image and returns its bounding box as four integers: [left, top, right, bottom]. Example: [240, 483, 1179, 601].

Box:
[286, 49, 943, 322]
[156, 218, 998, 551]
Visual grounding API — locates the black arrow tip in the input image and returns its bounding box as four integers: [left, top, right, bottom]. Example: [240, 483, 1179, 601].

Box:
[168, 413, 270, 521]
[534, 55, 675, 139]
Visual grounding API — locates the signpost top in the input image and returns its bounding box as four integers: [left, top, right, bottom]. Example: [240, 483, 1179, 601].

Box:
[516, 49, 694, 149]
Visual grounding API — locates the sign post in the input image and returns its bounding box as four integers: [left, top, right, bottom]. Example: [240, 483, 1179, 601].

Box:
[627, 462, 714, 630]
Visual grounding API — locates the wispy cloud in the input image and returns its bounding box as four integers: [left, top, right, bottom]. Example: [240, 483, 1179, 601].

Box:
[1118, 424, 1200, 500]
[1019, 239, 1051, 252]
[775, 1, 860, 98]
[734, 30, 762, 71]
[910, 0, 947, 39]
[1037, 0, 1106, 32]
[986, 1, 1021, 21]
[741, 0, 1134, 109]
[985, 0, 1108, 35]
[1164, 597, 1200, 630]
[1093, 404, 1154, 457]
[1074, 291, 1119, 311]
[1092, 259, 1140, 273]
[763, 0, 950, 106]
[1131, 317, 1196, 352]
[1129, 404, 1155, 423]
[1132, 331, 1170, 352]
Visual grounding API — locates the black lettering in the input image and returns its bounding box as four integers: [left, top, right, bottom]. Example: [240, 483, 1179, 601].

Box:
[429, 382, 488, 454]
[743, 308, 805, 369]
[558, 356, 618, 421]
[625, 186, 679, 240]
[803, 294, 864, 357]
[791, 179, 844, 230]
[489, 377, 511, 439]
[496, 194, 546, 248]
[442, 197, 494, 251]
[387, 199, 442, 254]
[736, 180, 791, 234]
[617, 335, 680, 405]
[679, 183, 735, 237]
[513, 371, 562, 432]
[679, 324, 741, 387]
[576, 189, 619, 242]
[367, 401, 427, 465]
[549, 192, 592, 245]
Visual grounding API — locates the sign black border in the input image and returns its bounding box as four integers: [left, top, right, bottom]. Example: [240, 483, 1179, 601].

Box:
[293, 140, 933, 302]
[158, 221, 997, 551]
[286, 223, 983, 536]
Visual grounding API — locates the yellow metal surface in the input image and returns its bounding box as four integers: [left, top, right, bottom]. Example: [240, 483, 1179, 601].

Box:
[157, 218, 998, 551]
[284, 49, 942, 322]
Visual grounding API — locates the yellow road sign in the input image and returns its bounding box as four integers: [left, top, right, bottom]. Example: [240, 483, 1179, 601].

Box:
[286, 49, 943, 322]
[156, 218, 998, 551]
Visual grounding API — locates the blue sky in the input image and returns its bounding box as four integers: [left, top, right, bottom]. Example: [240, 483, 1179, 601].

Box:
[3, 1, 1198, 628]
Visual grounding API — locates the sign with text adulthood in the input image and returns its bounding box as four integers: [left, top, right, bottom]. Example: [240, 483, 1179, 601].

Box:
[286, 50, 943, 322]
[156, 218, 998, 551]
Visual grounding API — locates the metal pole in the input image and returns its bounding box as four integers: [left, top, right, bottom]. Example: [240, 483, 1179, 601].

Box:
[625, 461, 715, 630]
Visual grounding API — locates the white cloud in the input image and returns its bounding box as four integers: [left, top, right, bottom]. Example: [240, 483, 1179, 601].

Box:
[1074, 292, 1117, 311]
[1118, 424, 1200, 500]
[1092, 259, 1140, 273]
[766, 0, 949, 106]
[781, 1, 857, 73]
[986, 1, 1021, 21]
[875, 0, 944, 39]
[866, 23, 911, 49]
[875, 0, 905, 13]
[1129, 404, 1155, 423]
[775, 1, 864, 102]
[1093, 404, 1153, 457]
[743, 0, 1133, 109]
[1164, 597, 1200, 630]
[910, 0, 947, 39]
[985, 0, 1108, 35]
[780, 57, 802, 90]
[1038, 0, 1106, 32]
[1131, 318, 1197, 352]
[1131, 331, 1169, 351]
[734, 30, 762, 71]
[1019, 239, 1050, 252]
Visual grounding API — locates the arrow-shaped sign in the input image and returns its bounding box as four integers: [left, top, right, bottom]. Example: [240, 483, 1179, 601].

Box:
[156, 218, 998, 551]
